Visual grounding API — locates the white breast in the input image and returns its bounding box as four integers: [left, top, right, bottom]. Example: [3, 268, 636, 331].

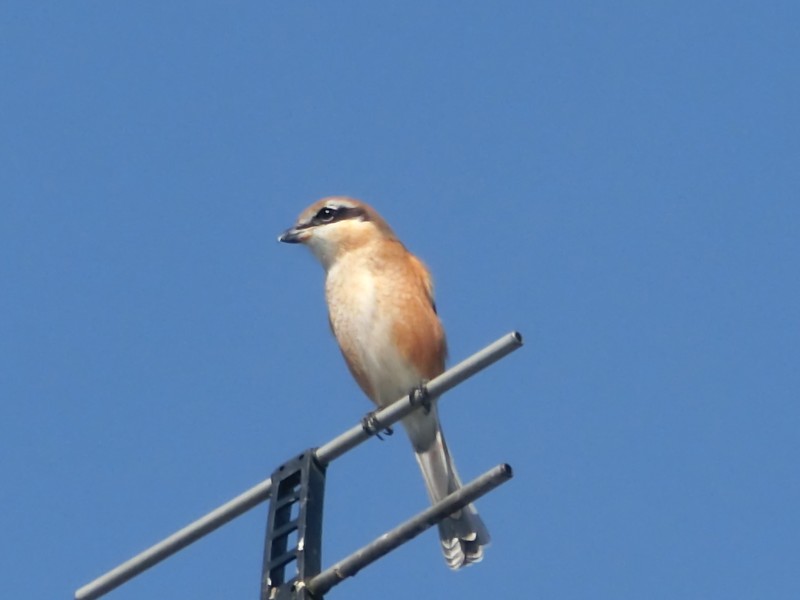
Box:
[325, 254, 422, 407]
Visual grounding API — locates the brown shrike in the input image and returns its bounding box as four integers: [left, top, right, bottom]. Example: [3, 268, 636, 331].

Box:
[278, 196, 489, 569]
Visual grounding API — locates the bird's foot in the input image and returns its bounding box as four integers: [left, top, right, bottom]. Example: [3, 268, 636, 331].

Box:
[361, 410, 394, 440]
[410, 383, 432, 414]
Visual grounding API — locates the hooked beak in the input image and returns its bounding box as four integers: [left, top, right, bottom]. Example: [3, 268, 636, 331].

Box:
[278, 227, 303, 244]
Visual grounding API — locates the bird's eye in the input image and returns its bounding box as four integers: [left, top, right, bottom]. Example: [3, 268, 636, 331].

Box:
[315, 206, 337, 222]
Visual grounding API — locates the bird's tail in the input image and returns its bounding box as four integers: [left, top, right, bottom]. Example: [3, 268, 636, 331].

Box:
[412, 419, 490, 569]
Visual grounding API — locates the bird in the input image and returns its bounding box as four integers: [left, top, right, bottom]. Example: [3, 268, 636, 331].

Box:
[278, 196, 489, 569]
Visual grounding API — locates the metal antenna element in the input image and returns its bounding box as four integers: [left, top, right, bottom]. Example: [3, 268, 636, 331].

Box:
[261, 452, 326, 600]
[306, 463, 513, 598]
[75, 331, 523, 600]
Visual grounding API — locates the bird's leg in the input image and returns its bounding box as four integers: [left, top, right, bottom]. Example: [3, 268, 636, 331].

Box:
[361, 410, 394, 440]
[410, 383, 432, 415]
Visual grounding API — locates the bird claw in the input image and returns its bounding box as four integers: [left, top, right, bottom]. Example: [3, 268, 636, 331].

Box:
[361, 411, 393, 440]
[410, 384, 432, 414]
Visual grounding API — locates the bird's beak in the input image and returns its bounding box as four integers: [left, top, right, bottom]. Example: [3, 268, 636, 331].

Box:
[278, 227, 303, 244]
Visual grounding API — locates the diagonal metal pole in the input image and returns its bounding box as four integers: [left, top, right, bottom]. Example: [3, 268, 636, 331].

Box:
[315, 331, 523, 464]
[305, 463, 513, 598]
[75, 331, 523, 600]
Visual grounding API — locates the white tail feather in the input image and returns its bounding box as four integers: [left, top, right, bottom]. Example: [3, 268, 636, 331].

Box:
[409, 412, 490, 569]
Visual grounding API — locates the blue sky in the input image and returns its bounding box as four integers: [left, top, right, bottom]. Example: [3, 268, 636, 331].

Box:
[2, 2, 798, 599]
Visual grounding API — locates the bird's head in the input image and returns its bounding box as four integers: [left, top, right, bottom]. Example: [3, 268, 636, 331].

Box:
[278, 197, 395, 269]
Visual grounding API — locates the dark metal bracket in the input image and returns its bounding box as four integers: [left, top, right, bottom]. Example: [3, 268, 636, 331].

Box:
[261, 451, 326, 600]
